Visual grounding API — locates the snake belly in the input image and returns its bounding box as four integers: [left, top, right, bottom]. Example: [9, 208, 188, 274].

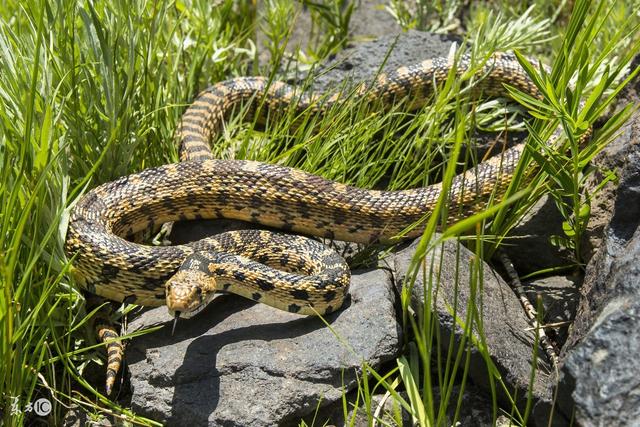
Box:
[65, 52, 543, 315]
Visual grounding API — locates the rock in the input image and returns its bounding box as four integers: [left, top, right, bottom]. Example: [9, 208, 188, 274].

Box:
[257, 0, 473, 70]
[582, 110, 640, 261]
[303, 383, 498, 427]
[502, 196, 572, 275]
[126, 268, 400, 426]
[559, 293, 640, 426]
[557, 108, 640, 426]
[310, 30, 461, 92]
[63, 405, 113, 427]
[392, 237, 560, 425]
[256, 0, 402, 69]
[581, 53, 640, 262]
[563, 110, 640, 354]
[347, 0, 403, 40]
[523, 275, 580, 347]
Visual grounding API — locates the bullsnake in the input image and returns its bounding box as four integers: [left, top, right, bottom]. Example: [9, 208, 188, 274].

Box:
[65, 52, 555, 394]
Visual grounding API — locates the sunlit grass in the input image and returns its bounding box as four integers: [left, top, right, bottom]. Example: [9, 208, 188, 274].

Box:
[345, 0, 640, 426]
[1, 1, 256, 424]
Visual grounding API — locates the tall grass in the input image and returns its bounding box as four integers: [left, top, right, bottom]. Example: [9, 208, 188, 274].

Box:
[0, 1, 256, 424]
[345, 0, 640, 426]
[0, 0, 638, 425]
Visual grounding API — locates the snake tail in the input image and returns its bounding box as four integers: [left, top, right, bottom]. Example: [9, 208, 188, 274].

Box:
[95, 318, 123, 395]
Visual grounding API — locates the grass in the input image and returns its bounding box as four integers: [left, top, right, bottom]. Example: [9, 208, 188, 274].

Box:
[0, 0, 639, 425]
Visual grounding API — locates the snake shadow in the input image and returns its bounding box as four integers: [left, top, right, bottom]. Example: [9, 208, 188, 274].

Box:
[127, 293, 349, 425]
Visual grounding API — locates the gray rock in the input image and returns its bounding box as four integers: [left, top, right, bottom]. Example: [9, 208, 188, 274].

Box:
[563, 111, 640, 353]
[523, 275, 580, 347]
[256, 0, 402, 70]
[560, 294, 640, 426]
[582, 108, 640, 261]
[127, 268, 400, 426]
[347, 0, 403, 40]
[581, 53, 640, 262]
[304, 383, 497, 427]
[557, 109, 640, 426]
[310, 30, 461, 92]
[392, 238, 560, 425]
[503, 196, 573, 275]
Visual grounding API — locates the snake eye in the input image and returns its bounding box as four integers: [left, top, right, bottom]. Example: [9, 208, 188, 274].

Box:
[195, 287, 202, 295]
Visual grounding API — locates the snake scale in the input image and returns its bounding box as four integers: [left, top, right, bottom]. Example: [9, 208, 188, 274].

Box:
[65, 52, 549, 394]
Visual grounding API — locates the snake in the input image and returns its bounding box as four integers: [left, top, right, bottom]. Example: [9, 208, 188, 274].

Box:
[64, 52, 554, 394]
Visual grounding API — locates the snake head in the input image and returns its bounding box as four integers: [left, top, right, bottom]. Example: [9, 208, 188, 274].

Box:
[166, 269, 217, 318]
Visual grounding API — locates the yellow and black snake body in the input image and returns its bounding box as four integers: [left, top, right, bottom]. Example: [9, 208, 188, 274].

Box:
[66, 53, 543, 313]
[65, 52, 554, 394]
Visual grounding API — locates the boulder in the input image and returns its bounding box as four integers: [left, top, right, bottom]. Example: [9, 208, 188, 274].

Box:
[302, 383, 498, 427]
[310, 30, 460, 92]
[126, 268, 400, 426]
[523, 275, 580, 347]
[581, 108, 640, 261]
[392, 238, 560, 425]
[557, 108, 640, 426]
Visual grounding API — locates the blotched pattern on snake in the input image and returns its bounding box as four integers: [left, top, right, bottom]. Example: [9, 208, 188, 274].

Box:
[65, 52, 554, 394]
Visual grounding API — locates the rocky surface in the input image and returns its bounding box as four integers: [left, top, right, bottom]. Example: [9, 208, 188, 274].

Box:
[127, 268, 400, 426]
[524, 275, 580, 348]
[303, 383, 498, 427]
[503, 196, 572, 275]
[257, 0, 401, 68]
[309, 30, 460, 92]
[557, 107, 640, 426]
[581, 112, 640, 261]
[392, 238, 559, 425]
[581, 53, 640, 261]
